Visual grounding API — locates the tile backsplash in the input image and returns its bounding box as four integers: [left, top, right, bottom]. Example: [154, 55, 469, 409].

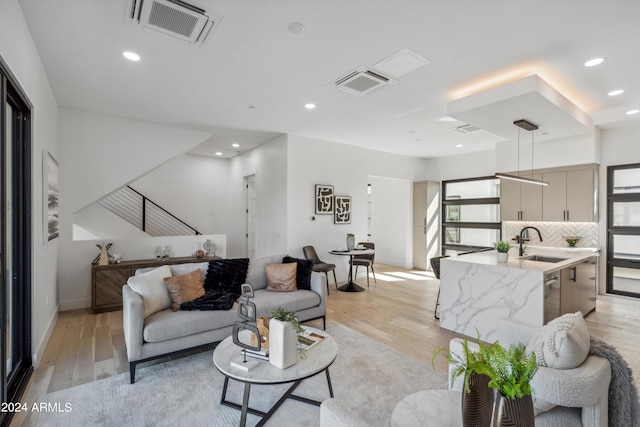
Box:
[503, 221, 599, 248]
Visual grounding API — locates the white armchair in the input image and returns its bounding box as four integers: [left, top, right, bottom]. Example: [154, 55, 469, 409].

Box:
[449, 318, 611, 427]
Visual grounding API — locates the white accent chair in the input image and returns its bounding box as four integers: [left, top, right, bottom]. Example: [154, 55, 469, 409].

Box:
[448, 318, 611, 427]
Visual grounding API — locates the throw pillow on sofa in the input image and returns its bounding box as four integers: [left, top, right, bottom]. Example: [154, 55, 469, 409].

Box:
[127, 265, 173, 318]
[204, 258, 250, 295]
[164, 269, 206, 311]
[526, 311, 591, 415]
[265, 262, 297, 292]
[283, 256, 313, 290]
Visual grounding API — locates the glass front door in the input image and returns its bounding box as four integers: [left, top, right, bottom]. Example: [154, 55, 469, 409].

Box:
[607, 164, 640, 297]
[0, 60, 33, 425]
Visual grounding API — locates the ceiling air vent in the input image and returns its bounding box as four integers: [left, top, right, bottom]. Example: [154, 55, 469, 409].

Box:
[453, 124, 482, 134]
[128, 0, 222, 45]
[332, 67, 397, 96]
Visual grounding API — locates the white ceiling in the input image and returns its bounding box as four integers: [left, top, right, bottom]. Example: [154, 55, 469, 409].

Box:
[17, 0, 640, 159]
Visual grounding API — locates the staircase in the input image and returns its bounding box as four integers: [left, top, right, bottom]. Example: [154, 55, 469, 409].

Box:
[98, 186, 201, 236]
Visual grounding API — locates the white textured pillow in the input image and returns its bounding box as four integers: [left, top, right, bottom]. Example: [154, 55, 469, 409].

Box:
[527, 311, 590, 415]
[127, 265, 173, 318]
[527, 311, 590, 369]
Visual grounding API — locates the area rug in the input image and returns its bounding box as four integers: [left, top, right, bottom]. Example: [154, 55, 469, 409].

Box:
[31, 322, 447, 426]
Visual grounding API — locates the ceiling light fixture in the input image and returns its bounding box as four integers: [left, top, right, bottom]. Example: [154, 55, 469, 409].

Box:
[626, 109, 640, 115]
[304, 103, 316, 109]
[215, 152, 223, 156]
[123, 51, 141, 61]
[288, 22, 305, 34]
[232, 143, 240, 148]
[584, 57, 604, 67]
[495, 119, 549, 187]
[608, 89, 624, 96]
[456, 144, 463, 148]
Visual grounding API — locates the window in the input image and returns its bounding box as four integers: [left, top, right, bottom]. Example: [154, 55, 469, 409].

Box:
[442, 176, 501, 255]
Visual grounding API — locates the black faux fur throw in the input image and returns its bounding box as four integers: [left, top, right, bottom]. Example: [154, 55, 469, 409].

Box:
[180, 289, 239, 311]
[180, 258, 250, 311]
[203, 258, 250, 295]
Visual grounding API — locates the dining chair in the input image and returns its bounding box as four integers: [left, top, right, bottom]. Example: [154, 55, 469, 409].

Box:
[303, 245, 337, 294]
[352, 242, 375, 288]
[430, 255, 449, 320]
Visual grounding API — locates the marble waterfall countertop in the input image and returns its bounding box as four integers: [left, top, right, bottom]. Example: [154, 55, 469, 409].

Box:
[438, 246, 599, 341]
[448, 245, 599, 274]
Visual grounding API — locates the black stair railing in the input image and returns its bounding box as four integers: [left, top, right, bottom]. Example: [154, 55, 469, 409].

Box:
[98, 186, 201, 236]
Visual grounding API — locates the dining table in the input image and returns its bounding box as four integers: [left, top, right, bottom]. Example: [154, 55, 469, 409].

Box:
[328, 248, 375, 292]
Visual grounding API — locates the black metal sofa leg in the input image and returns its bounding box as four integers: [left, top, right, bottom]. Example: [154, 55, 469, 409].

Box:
[130, 362, 136, 384]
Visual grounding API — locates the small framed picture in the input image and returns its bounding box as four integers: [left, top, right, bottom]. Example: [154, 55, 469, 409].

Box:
[315, 184, 334, 214]
[334, 195, 351, 224]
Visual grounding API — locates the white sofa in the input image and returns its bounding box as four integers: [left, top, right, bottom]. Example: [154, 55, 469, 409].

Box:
[449, 318, 611, 427]
[123, 254, 327, 383]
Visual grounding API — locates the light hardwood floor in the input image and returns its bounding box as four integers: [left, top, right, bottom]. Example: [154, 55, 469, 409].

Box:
[12, 263, 640, 426]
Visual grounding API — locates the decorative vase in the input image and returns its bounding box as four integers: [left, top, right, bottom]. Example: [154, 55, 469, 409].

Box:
[269, 318, 298, 369]
[461, 373, 493, 427]
[496, 252, 509, 263]
[346, 235, 355, 251]
[491, 390, 534, 427]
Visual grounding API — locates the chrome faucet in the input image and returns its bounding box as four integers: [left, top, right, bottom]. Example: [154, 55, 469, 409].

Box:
[519, 226, 543, 256]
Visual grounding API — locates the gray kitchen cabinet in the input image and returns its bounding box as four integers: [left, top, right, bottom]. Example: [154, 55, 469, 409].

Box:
[559, 257, 597, 317]
[499, 173, 543, 221]
[542, 168, 596, 222]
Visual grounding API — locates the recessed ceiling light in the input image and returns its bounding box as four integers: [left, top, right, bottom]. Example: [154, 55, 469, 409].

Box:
[305, 103, 316, 109]
[123, 51, 141, 61]
[215, 152, 223, 156]
[437, 116, 457, 122]
[584, 57, 604, 67]
[232, 143, 240, 148]
[626, 109, 639, 115]
[288, 22, 305, 34]
[456, 144, 464, 148]
[608, 89, 624, 96]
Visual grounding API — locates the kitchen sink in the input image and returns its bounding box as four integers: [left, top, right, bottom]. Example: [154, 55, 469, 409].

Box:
[519, 255, 568, 263]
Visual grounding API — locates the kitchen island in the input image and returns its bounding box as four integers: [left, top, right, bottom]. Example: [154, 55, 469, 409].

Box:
[439, 247, 598, 341]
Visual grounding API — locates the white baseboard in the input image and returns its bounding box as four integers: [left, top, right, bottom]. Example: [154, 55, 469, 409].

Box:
[59, 297, 91, 312]
[32, 305, 59, 369]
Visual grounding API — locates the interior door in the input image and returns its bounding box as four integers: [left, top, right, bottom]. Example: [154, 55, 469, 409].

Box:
[412, 182, 427, 270]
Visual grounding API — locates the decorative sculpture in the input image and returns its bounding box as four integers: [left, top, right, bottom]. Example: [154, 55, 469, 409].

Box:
[232, 284, 261, 365]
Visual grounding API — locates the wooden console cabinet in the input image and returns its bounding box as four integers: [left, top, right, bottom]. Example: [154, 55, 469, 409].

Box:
[91, 257, 215, 313]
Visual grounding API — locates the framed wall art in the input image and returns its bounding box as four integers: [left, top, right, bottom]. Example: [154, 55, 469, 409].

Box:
[334, 195, 351, 224]
[315, 184, 334, 214]
[44, 150, 59, 242]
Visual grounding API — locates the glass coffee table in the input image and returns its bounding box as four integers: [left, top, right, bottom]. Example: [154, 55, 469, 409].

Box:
[213, 327, 337, 427]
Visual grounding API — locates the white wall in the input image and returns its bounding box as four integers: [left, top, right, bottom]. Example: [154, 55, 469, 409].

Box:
[286, 135, 427, 279]
[59, 108, 211, 214]
[227, 135, 288, 258]
[0, 0, 60, 366]
[73, 204, 150, 240]
[58, 234, 226, 310]
[131, 153, 230, 235]
[424, 149, 496, 181]
[495, 132, 599, 172]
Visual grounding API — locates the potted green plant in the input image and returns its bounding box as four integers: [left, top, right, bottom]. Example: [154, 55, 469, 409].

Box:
[494, 240, 511, 263]
[433, 336, 500, 427]
[486, 343, 537, 426]
[269, 307, 303, 369]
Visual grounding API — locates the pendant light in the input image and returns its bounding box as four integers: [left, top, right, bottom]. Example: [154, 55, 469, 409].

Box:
[495, 119, 549, 186]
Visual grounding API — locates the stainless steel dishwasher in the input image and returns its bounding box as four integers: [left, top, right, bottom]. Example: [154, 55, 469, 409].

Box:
[543, 272, 560, 323]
